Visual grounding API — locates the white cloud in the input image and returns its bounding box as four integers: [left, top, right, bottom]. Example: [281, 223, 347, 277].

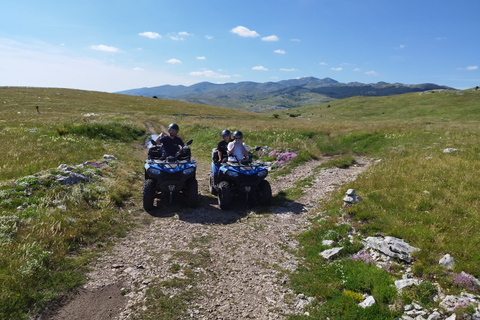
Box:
[167, 58, 182, 64]
[319, 62, 328, 66]
[457, 65, 478, 71]
[189, 70, 230, 79]
[262, 35, 279, 42]
[205, 35, 213, 40]
[197, 56, 206, 60]
[138, 32, 161, 39]
[290, 38, 301, 42]
[0, 38, 194, 92]
[331, 67, 342, 71]
[230, 26, 260, 38]
[252, 66, 268, 71]
[168, 32, 193, 41]
[90, 45, 120, 52]
[353, 68, 362, 72]
[365, 70, 379, 76]
[280, 68, 298, 72]
[395, 44, 406, 50]
[274, 49, 286, 54]
[134, 67, 144, 71]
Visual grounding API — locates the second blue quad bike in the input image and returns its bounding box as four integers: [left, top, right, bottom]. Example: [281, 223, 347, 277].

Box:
[209, 148, 272, 210]
[143, 139, 198, 210]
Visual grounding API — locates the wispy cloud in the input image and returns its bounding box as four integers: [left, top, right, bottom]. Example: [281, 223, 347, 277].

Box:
[262, 35, 279, 42]
[353, 68, 362, 72]
[252, 66, 268, 71]
[274, 49, 285, 54]
[90, 45, 120, 52]
[457, 65, 478, 71]
[197, 56, 206, 60]
[395, 44, 406, 50]
[133, 67, 144, 71]
[167, 58, 182, 64]
[189, 70, 230, 79]
[230, 26, 260, 38]
[280, 68, 298, 72]
[290, 38, 301, 42]
[319, 62, 328, 66]
[168, 32, 193, 41]
[331, 67, 342, 71]
[138, 32, 161, 39]
[365, 70, 379, 76]
[205, 35, 213, 40]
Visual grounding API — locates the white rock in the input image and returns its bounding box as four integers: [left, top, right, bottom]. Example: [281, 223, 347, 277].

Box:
[103, 154, 116, 159]
[439, 254, 457, 269]
[359, 295, 375, 308]
[320, 247, 343, 260]
[322, 240, 335, 246]
[443, 148, 459, 153]
[427, 311, 441, 320]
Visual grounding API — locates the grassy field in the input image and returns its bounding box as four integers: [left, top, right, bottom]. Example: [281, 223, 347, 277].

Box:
[1, 86, 479, 319]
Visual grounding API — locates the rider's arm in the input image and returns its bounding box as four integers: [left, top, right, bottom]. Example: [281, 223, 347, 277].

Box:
[241, 143, 249, 157]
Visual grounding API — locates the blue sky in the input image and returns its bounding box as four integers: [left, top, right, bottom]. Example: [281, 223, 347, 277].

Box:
[1, 0, 479, 92]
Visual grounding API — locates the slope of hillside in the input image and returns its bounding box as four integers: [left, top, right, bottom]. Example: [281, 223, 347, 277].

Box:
[116, 77, 456, 111]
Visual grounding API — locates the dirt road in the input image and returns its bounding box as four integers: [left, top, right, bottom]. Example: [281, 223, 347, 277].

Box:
[36, 122, 373, 319]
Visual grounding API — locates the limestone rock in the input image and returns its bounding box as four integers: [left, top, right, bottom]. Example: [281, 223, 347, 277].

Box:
[363, 236, 420, 262]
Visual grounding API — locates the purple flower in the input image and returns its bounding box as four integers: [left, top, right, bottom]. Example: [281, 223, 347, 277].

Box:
[351, 251, 374, 264]
[449, 272, 479, 292]
[268, 149, 280, 157]
[278, 152, 297, 162]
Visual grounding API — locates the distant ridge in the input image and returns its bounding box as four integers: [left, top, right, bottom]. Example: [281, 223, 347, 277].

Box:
[116, 77, 455, 112]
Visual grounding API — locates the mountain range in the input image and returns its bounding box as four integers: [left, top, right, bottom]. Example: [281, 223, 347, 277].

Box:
[116, 77, 455, 112]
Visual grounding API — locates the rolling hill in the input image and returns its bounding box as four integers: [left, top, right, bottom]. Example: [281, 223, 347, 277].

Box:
[116, 77, 455, 112]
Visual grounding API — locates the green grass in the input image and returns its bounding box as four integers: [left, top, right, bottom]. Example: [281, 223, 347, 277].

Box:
[1, 86, 480, 318]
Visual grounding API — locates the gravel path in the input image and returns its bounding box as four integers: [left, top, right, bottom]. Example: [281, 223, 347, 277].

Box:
[36, 155, 372, 320]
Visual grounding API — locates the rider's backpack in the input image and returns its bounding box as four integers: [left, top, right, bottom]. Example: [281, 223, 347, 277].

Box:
[211, 148, 219, 163]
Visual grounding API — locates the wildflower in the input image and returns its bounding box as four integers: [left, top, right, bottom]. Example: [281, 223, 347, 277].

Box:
[449, 272, 479, 292]
[351, 250, 375, 264]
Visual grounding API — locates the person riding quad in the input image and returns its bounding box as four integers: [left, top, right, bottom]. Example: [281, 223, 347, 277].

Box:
[212, 129, 231, 182]
[227, 130, 249, 162]
[155, 123, 184, 157]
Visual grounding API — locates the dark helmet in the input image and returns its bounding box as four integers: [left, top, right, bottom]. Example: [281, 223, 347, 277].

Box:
[168, 123, 179, 132]
[221, 129, 231, 137]
[233, 130, 243, 139]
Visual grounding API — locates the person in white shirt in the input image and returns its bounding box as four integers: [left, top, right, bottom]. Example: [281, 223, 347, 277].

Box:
[227, 130, 249, 162]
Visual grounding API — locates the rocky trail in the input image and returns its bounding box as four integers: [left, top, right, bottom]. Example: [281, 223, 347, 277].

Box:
[36, 148, 372, 319]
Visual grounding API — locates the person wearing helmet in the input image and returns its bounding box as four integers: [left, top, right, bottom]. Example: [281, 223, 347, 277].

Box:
[155, 123, 184, 157]
[211, 129, 231, 183]
[217, 129, 231, 162]
[227, 130, 248, 162]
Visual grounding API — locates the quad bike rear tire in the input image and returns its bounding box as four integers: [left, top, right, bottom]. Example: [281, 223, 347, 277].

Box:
[209, 173, 217, 196]
[218, 181, 231, 210]
[143, 178, 156, 210]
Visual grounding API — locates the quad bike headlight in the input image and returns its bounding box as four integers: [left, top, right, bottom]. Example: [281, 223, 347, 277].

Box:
[148, 168, 161, 176]
[226, 171, 239, 177]
[183, 168, 195, 175]
[257, 170, 267, 177]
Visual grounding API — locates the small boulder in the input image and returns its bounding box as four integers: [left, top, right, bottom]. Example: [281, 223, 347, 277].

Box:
[359, 295, 376, 308]
[439, 254, 457, 269]
[320, 247, 343, 260]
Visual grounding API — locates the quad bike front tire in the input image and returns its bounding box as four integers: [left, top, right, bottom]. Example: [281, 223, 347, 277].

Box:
[258, 180, 272, 206]
[218, 181, 231, 210]
[143, 179, 156, 210]
[186, 178, 198, 208]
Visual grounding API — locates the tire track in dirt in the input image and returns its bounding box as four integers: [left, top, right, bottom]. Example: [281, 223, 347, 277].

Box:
[38, 155, 373, 320]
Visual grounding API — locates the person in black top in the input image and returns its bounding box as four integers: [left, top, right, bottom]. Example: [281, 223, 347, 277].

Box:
[211, 129, 231, 183]
[155, 123, 184, 157]
[217, 129, 231, 162]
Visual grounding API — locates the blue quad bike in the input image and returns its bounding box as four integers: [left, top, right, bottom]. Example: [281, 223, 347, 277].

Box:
[143, 139, 198, 210]
[209, 148, 272, 210]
